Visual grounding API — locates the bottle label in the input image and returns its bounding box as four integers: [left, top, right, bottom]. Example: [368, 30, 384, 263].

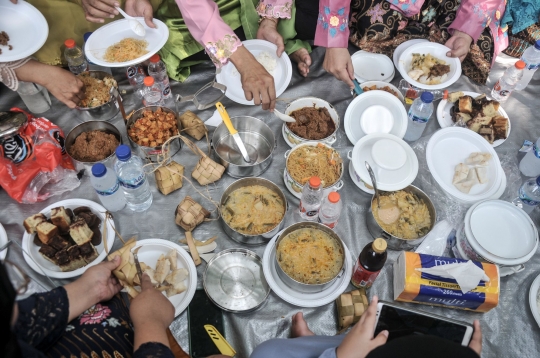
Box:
[493, 80, 510, 98]
[519, 187, 540, 206]
[318, 217, 337, 229]
[351, 261, 381, 289]
[410, 114, 428, 124]
[163, 84, 171, 97]
[119, 173, 146, 189]
[534, 142, 540, 159]
[299, 201, 318, 218]
[522, 58, 540, 70]
[95, 181, 120, 196]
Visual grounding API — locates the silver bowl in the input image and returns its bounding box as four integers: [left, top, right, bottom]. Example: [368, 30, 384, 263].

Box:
[366, 185, 436, 251]
[220, 177, 288, 245]
[203, 248, 270, 313]
[65, 120, 122, 175]
[212, 116, 275, 178]
[126, 106, 182, 163]
[76, 71, 119, 122]
[274, 222, 345, 293]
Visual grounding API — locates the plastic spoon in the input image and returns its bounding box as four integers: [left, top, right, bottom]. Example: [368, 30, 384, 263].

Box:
[274, 109, 296, 123]
[115, 7, 146, 36]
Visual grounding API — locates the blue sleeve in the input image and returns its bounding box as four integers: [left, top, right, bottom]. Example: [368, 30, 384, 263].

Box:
[133, 342, 175, 358]
[319, 347, 338, 358]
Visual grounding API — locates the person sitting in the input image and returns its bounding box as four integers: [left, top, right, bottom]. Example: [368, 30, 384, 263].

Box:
[501, 0, 540, 58]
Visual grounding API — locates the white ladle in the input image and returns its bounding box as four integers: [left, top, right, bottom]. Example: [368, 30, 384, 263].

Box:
[116, 7, 146, 36]
[274, 109, 296, 123]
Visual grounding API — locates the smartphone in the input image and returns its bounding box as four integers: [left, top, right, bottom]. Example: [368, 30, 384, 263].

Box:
[374, 301, 474, 346]
[188, 290, 224, 358]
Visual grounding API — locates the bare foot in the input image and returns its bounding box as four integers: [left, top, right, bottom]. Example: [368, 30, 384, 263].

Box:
[291, 312, 314, 338]
[290, 48, 311, 77]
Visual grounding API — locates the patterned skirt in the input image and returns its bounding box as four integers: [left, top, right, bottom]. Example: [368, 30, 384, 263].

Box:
[349, 0, 494, 84]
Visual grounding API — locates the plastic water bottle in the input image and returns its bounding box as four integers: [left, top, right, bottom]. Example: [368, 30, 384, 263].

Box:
[142, 76, 165, 106]
[90, 163, 126, 212]
[318, 192, 342, 229]
[403, 92, 434, 142]
[64, 39, 88, 75]
[126, 64, 147, 98]
[516, 176, 540, 214]
[515, 40, 540, 91]
[83, 32, 112, 74]
[491, 60, 525, 102]
[148, 54, 172, 100]
[114, 145, 153, 212]
[519, 138, 540, 176]
[299, 176, 324, 221]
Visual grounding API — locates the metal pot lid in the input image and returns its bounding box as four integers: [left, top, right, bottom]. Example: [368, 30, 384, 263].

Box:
[0, 111, 27, 139]
[203, 248, 270, 312]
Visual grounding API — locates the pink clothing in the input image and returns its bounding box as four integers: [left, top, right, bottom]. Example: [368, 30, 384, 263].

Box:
[258, 0, 351, 47]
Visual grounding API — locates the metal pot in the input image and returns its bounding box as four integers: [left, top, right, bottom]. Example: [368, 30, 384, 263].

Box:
[126, 106, 182, 163]
[212, 116, 275, 178]
[274, 222, 345, 293]
[282, 97, 339, 148]
[75, 71, 119, 122]
[220, 177, 287, 245]
[65, 120, 122, 175]
[366, 185, 436, 251]
[283, 142, 344, 199]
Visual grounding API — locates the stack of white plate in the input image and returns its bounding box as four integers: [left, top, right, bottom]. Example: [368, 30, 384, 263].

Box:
[426, 127, 506, 204]
[351, 51, 395, 83]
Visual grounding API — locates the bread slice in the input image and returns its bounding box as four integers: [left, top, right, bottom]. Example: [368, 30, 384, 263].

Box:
[51, 206, 71, 232]
[459, 96, 473, 113]
[24, 213, 47, 234]
[36, 222, 58, 244]
[448, 91, 464, 103]
[69, 218, 94, 246]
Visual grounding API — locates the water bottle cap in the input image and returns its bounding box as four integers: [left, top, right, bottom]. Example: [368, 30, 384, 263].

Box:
[150, 54, 160, 63]
[515, 60, 526, 69]
[64, 39, 76, 48]
[143, 76, 155, 86]
[83, 32, 93, 43]
[372, 238, 387, 253]
[309, 176, 321, 188]
[420, 92, 434, 103]
[116, 145, 132, 161]
[535, 40, 540, 50]
[328, 192, 340, 203]
[91, 163, 107, 177]
[536, 176, 540, 186]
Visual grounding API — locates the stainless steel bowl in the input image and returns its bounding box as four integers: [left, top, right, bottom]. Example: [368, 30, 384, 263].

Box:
[65, 120, 122, 175]
[203, 248, 270, 313]
[220, 177, 288, 245]
[366, 185, 436, 251]
[212, 116, 275, 178]
[76, 71, 119, 122]
[126, 106, 182, 163]
[274, 222, 345, 293]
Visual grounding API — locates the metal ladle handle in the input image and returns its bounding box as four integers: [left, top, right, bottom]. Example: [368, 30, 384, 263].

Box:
[365, 161, 380, 208]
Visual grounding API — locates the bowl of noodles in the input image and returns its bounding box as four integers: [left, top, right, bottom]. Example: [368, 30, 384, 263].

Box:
[75, 71, 119, 122]
[220, 177, 288, 245]
[284, 142, 344, 199]
[366, 185, 436, 251]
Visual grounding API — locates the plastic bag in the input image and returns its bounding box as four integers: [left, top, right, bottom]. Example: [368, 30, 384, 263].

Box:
[0, 108, 80, 203]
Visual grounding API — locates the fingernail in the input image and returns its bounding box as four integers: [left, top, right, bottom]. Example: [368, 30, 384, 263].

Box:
[110, 14, 115, 18]
[382, 330, 389, 337]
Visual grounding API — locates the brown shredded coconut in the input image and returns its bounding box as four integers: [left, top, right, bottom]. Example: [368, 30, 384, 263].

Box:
[70, 130, 119, 162]
[287, 107, 335, 140]
[0, 31, 11, 54]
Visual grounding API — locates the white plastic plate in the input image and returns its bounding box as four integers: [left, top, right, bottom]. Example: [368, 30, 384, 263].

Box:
[349, 160, 375, 195]
[0, 223, 7, 261]
[85, 18, 169, 67]
[22, 199, 115, 279]
[216, 39, 292, 105]
[436, 91, 511, 148]
[351, 51, 394, 83]
[0, 0, 49, 62]
[398, 42, 461, 90]
[393, 39, 429, 69]
[132, 239, 197, 317]
[529, 272, 540, 328]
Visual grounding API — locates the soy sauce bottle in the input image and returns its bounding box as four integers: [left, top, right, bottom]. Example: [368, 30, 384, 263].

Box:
[351, 238, 387, 289]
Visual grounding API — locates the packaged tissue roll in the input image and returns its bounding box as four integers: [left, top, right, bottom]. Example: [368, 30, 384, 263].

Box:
[394, 252, 499, 312]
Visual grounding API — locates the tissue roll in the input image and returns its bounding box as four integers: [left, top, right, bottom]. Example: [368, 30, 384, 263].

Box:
[394, 252, 499, 312]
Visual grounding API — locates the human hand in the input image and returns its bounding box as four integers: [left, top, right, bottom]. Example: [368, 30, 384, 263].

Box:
[125, 0, 156, 28]
[231, 46, 276, 111]
[81, 0, 119, 23]
[336, 296, 388, 358]
[257, 18, 284, 57]
[10, 0, 17, 4]
[445, 30, 473, 62]
[468, 320, 482, 356]
[323, 48, 355, 89]
[41, 67, 86, 109]
[130, 273, 175, 331]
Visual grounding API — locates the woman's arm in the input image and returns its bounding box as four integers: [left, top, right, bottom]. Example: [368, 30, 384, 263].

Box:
[314, 0, 350, 48]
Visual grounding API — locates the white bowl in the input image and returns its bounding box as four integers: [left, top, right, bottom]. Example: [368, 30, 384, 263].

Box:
[398, 42, 461, 90]
[426, 127, 502, 203]
[352, 51, 395, 82]
[351, 133, 418, 191]
[344, 91, 408, 145]
[360, 81, 405, 102]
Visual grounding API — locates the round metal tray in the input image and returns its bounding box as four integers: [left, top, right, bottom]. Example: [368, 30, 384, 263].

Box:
[203, 248, 270, 312]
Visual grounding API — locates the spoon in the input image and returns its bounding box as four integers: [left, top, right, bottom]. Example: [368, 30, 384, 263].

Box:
[365, 161, 380, 208]
[274, 109, 296, 123]
[116, 7, 146, 36]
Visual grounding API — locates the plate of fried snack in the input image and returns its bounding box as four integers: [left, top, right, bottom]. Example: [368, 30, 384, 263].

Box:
[22, 199, 116, 278]
[437, 91, 511, 147]
[108, 238, 197, 317]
